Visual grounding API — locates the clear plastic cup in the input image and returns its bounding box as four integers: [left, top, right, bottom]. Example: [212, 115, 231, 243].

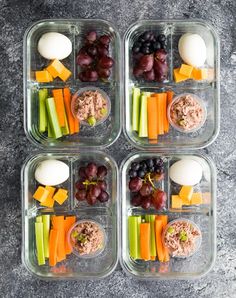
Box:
[71, 86, 111, 127]
[67, 219, 107, 259]
[167, 93, 207, 134]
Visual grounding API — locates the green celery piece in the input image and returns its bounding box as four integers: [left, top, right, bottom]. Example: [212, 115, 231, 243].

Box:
[138, 93, 151, 137]
[145, 214, 150, 223]
[42, 215, 50, 259]
[38, 89, 48, 133]
[61, 110, 70, 136]
[128, 216, 141, 260]
[132, 87, 141, 131]
[36, 216, 42, 223]
[35, 222, 45, 266]
[150, 215, 157, 258]
[47, 120, 54, 138]
[45, 97, 62, 139]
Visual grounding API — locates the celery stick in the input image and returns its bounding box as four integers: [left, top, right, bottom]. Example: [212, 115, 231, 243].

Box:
[45, 97, 62, 139]
[128, 216, 141, 260]
[36, 216, 42, 223]
[42, 215, 50, 259]
[61, 110, 69, 136]
[138, 93, 151, 137]
[136, 216, 141, 259]
[132, 87, 141, 131]
[38, 89, 48, 133]
[47, 120, 54, 138]
[150, 215, 157, 258]
[35, 222, 45, 265]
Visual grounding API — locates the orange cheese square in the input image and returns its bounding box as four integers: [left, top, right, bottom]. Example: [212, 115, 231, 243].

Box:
[179, 64, 193, 78]
[40, 196, 55, 208]
[33, 186, 49, 202]
[46, 59, 65, 78]
[171, 195, 182, 209]
[58, 67, 72, 82]
[173, 68, 189, 83]
[53, 189, 68, 205]
[35, 70, 53, 83]
[191, 193, 203, 205]
[45, 186, 56, 199]
[182, 197, 190, 206]
[179, 186, 193, 201]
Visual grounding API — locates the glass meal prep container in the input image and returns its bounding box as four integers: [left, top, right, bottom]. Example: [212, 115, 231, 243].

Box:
[124, 20, 220, 150]
[23, 19, 121, 148]
[21, 151, 119, 280]
[120, 152, 216, 279]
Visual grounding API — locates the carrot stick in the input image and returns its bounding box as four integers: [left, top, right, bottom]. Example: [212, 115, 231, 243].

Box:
[140, 223, 151, 261]
[74, 118, 80, 133]
[147, 96, 158, 143]
[51, 215, 66, 262]
[49, 229, 59, 267]
[162, 93, 169, 133]
[64, 216, 76, 255]
[52, 89, 66, 127]
[156, 215, 169, 262]
[155, 219, 165, 262]
[63, 88, 75, 134]
[156, 94, 164, 135]
[166, 90, 174, 105]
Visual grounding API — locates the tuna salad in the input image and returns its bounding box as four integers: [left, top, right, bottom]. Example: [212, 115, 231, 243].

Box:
[163, 219, 201, 257]
[169, 94, 205, 131]
[70, 220, 105, 256]
[72, 89, 108, 126]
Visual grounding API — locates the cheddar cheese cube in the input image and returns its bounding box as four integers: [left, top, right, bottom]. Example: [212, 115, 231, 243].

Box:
[182, 197, 191, 206]
[179, 186, 193, 201]
[33, 186, 49, 202]
[53, 189, 68, 205]
[45, 186, 56, 199]
[46, 59, 65, 78]
[192, 68, 208, 81]
[171, 195, 182, 209]
[58, 67, 72, 82]
[173, 68, 189, 83]
[191, 193, 203, 205]
[179, 64, 193, 78]
[35, 70, 53, 83]
[40, 196, 55, 208]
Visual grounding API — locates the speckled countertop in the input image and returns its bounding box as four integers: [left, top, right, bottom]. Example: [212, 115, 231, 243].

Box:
[0, 0, 236, 297]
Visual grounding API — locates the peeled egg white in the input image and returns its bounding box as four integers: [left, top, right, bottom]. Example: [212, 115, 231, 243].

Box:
[169, 159, 203, 186]
[178, 33, 206, 67]
[37, 32, 72, 60]
[35, 159, 69, 186]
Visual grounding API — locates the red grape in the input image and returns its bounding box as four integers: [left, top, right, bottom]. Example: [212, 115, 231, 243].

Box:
[131, 194, 142, 207]
[97, 191, 109, 202]
[78, 166, 87, 179]
[139, 183, 153, 197]
[141, 196, 152, 209]
[97, 180, 107, 191]
[76, 53, 93, 67]
[154, 49, 167, 62]
[133, 52, 144, 61]
[99, 35, 110, 46]
[85, 162, 97, 179]
[78, 46, 88, 55]
[151, 189, 167, 210]
[138, 54, 154, 72]
[143, 69, 155, 81]
[152, 172, 165, 182]
[97, 45, 109, 57]
[86, 31, 97, 42]
[78, 71, 88, 82]
[98, 57, 114, 69]
[84, 70, 98, 82]
[133, 66, 144, 78]
[87, 45, 97, 56]
[97, 165, 108, 179]
[86, 193, 97, 205]
[98, 68, 111, 79]
[75, 179, 86, 190]
[75, 190, 87, 201]
[88, 185, 101, 198]
[129, 177, 143, 192]
[153, 60, 168, 82]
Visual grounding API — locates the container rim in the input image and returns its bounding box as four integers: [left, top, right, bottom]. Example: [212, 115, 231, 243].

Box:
[119, 150, 217, 280]
[122, 18, 220, 151]
[23, 18, 122, 150]
[21, 149, 119, 280]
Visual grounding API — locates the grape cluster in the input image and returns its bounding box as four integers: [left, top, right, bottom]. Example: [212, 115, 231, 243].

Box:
[75, 162, 109, 205]
[132, 31, 168, 82]
[128, 158, 167, 210]
[76, 31, 114, 82]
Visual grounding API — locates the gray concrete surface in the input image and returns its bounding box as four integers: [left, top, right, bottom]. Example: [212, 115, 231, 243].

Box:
[0, 0, 235, 297]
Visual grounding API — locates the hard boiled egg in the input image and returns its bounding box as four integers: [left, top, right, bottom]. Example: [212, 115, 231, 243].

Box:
[37, 32, 72, 60]
[35, 159, 69, 186]
[169, 159, 203, 186]
[178, 33, 206, 67]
